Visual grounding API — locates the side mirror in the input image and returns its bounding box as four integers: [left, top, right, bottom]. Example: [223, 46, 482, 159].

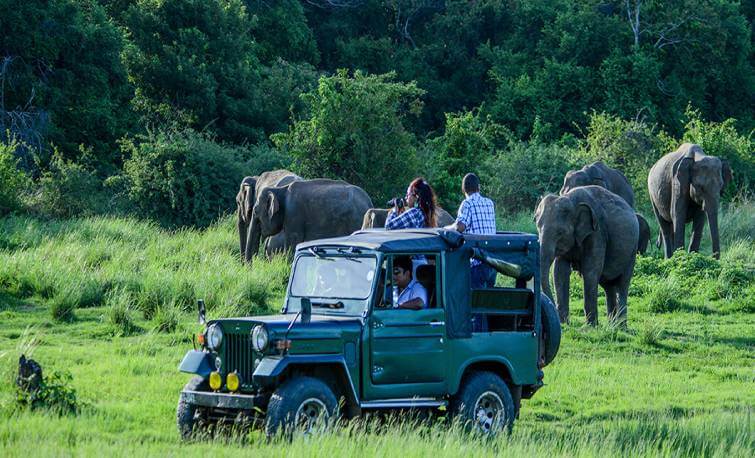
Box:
[197, 299, 206, 325]
[300, 297, 311, 324]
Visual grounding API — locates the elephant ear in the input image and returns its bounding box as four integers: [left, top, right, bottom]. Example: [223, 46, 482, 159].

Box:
[586, 167, 606, 188]
[720, 159, 732, 196]
[575, 203, 597, 247]
[672, 155, 694, 198]
[267, 189, 280, 218]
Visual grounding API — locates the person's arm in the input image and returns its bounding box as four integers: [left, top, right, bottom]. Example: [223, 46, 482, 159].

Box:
[398, 298, 425, 310]
[386, 208, 422, 230]
[445, 200, 470, 232]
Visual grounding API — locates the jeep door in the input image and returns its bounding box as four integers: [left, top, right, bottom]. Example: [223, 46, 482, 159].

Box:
[365, 256, 447, 399]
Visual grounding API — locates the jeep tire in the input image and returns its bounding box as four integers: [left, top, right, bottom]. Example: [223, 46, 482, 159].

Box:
[265, 376, 338, 438]
[540, 293, 561, 367]
[451, 371, 515, 434]
[176, 376, 208, 441]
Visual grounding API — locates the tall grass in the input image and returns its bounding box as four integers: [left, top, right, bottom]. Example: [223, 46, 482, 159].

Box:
[0, 215, 290, 325]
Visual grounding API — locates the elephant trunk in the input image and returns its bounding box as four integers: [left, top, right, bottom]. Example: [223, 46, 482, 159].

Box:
[244, 217, 262, 264]
[540, 242, 556, 301]
[706, 200, 721, 259]
[238, 216, 248, 263]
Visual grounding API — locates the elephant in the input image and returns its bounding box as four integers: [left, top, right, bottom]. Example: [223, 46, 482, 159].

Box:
[648, 143, 732, 259]
[535, 186, 639, 326]
[246, 179, 373, 263]
[236, 170, 301, 262]
[561, 161, 635, 208]
[360, 207, 455, 229]
[561, 162, 650, 255]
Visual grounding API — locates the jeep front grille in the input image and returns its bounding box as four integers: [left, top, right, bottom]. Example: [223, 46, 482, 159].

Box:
[224, 333, 255, 387]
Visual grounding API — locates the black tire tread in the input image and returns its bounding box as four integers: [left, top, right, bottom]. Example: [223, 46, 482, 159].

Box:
[451, 371, 516, 434]
[176, 376, 207, 441]
[540, 293, 562, 366]
[265, 376, 338, 438]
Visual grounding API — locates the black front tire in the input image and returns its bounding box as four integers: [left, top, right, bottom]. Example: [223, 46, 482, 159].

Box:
[176, 376, 207, 441]
[265, 376, 338, 438]
[451, 371, 516, 435]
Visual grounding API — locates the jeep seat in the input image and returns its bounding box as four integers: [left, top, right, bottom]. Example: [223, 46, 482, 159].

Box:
[415, 264, 436, 308]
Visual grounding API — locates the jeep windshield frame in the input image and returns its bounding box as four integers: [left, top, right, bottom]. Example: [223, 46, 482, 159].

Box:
[286, 251, 379, 317]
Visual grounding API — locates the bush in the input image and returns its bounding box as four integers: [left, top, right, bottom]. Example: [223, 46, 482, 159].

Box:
[27, 151, 107, 218]
[647, 279, 687, 313]
[716, 262, 754, 299]
[0, 137, 29, 215]
[482, 141, 575, 213]
[637, 320, 665, 347]
[119, 129, 248, 228]
[425, 111, 512, 209]
[273, 70, 424, 203]
[16, 369, 79, 415]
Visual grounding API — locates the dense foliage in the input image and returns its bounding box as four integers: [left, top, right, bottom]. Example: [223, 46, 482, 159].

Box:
[0, 0, 751, 226]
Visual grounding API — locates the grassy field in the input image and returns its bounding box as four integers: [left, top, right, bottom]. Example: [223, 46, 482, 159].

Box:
[0, 204, 753, 457]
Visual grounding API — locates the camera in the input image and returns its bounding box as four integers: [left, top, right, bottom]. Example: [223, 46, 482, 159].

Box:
[387, 197, 405, 209]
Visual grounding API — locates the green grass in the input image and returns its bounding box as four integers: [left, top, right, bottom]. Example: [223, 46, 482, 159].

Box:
[0, 209, 753, 456]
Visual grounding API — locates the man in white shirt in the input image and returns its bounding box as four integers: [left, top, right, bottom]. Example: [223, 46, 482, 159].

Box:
[392, 256, 428, 310]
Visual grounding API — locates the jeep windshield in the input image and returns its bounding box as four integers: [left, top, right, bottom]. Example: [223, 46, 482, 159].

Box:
[289, 253, 377, 316]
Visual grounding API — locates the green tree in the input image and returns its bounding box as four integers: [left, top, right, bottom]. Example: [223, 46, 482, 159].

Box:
[0, 136, 28, 214]
[0, 0, 133, 170]
[425, 111, 511, 209]
[122, 0, 265, 143]
[273, 70, 424, 202]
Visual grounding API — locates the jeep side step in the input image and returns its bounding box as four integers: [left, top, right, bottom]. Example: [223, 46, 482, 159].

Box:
[360, 398, 447, 409]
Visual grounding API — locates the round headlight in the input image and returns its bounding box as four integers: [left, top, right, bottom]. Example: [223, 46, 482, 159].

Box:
[207, 324, 223, 350]
[252, 325, 268, 352]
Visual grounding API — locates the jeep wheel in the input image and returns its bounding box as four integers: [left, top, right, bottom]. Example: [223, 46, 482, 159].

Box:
[540, 293, 561, 366]
[176, 376, 208, 441]
[451, 371, 515, 435]
[265, 376, 338, 438]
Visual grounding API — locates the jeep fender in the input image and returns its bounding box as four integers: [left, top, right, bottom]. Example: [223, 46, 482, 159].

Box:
[450, 356, 520, 395]
[253, 355, 360, 413]
[178, 350, 213, 378]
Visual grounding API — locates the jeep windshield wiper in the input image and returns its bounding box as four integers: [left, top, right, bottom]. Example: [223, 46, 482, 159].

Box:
[336, 248, 362, 262]
[308, 247, 329, 259]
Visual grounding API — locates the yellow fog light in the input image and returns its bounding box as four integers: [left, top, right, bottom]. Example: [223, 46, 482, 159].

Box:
[227, 371, 241, 392]
[209, 371, 222, 391]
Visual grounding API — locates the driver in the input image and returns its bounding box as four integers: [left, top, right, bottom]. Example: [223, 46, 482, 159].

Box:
[313, 264, 338, 297]
[392, 256, 428, 310]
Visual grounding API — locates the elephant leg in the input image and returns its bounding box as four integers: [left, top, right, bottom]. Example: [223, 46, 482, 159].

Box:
[604, 284, 618, 323]
[582, 273, 600, 326]
[688, 210, 706, 253]
[553, 257, 571, 324]
[652, 203, 674, 258]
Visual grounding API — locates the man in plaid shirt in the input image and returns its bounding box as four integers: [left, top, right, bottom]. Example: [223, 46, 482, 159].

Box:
[447, 173, 497, 288]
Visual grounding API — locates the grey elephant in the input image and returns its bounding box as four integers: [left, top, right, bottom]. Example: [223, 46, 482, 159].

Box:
[648, 143, 731, 259]
[360, 207, 455, 229]
[561, 161, 650, 255]
[236, 170, 301, 262]
[536, 186, 639, 326]
[245, 179, 373, 263]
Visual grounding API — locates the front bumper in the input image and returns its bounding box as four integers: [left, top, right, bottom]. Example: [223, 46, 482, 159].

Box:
[181, 390, 267, 410]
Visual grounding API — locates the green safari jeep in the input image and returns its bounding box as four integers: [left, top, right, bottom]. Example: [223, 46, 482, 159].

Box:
[177, 229, 560, 438]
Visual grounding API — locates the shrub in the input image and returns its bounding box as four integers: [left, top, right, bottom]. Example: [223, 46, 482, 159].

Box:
[482, 141, 575, 213]
[273, 70, 424, 203]
[27, 151, 107, 218]
[647, 279, 687, 313]
[0, 137, 29, 215]
[716, 262, 754, 299]
[16, 369, 79, 415]
[119, 129, 248, 228]
[665, 250, 721, 288]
